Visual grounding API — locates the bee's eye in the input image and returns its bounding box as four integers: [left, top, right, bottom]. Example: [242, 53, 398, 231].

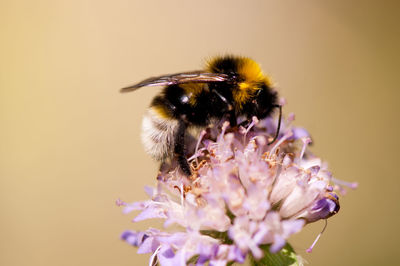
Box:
[256, 88, 263, 96]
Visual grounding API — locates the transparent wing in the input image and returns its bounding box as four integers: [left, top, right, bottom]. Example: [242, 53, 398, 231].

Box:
[120, 71, 230, 93]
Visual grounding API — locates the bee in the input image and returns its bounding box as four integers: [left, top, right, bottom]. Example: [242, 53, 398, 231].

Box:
[121, 55, 281, 176]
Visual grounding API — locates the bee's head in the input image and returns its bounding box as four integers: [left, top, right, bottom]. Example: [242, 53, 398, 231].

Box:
[207, 55, 278, 118]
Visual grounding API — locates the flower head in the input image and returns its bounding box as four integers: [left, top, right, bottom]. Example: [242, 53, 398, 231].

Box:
[120, 112, 355, 265]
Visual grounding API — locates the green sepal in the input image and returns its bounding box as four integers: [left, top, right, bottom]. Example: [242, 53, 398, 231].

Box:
[250, 243, 301, 266]
[199, 230, 233, 245]
[186, 254, 199, 265]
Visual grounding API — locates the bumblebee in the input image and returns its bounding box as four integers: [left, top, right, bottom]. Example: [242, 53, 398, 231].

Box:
[121, 55, 281, 176]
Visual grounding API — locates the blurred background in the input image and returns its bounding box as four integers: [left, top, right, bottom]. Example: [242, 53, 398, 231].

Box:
[1, 1, 399, 265]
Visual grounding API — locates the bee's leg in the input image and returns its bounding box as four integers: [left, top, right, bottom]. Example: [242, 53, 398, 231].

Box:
[174, 120, 191, 176]
[212, 90, 236, 126]
[267, 105, 282, 145]
[228, 111, 237, 127]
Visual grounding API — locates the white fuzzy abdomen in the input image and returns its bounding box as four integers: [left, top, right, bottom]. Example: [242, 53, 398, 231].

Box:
[141, 108, 178, 161]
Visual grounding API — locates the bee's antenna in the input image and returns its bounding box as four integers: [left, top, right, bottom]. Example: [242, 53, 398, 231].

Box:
[267, 105, 282, 145]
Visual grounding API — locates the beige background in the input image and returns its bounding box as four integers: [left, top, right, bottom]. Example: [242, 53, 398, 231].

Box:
[1, 1, 399, 265]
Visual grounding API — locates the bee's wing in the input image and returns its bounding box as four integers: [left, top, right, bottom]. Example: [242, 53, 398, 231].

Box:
[120, 71, 230, 93]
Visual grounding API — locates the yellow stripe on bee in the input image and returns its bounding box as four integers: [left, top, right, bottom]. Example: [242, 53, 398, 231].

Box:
[235, 82, 255, 106]
[237, 58, 268, 86]
[151, 105, 170, 119]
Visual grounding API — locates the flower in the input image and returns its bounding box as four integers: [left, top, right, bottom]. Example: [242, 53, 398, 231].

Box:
[119, 112, 355, 265]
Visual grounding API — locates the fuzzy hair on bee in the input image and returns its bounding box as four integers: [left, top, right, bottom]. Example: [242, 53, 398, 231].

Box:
[121, 55, 281, 176]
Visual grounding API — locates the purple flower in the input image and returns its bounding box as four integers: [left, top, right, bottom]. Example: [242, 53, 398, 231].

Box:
[119, 113, 355, 265]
